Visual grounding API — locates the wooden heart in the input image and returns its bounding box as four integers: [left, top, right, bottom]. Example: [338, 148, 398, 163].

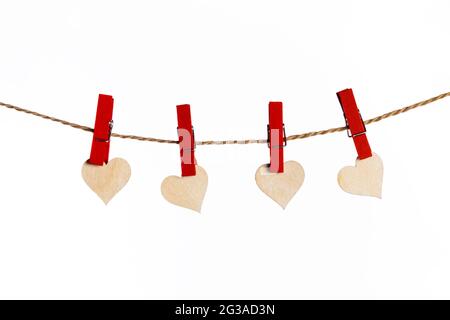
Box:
[255, 160, 305, 209]
[81, 158, 131, 204]
[161, 166, 208, 213]
[338, 153, 383, 198]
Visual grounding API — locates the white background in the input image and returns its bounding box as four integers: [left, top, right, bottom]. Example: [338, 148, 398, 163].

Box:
[0, 0, 449, 299]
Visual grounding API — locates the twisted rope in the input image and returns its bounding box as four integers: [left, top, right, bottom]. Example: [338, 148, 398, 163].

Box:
[0, 91, 449, 145]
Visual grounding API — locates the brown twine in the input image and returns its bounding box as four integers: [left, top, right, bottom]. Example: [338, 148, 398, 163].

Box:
[0, 91, 449, 145]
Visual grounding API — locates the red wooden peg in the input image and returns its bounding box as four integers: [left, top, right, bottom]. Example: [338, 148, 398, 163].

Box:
[88, 94, 114, 165]
[177, 104, 196, 177]
[268, 101, 285, 173]
[336, 89, 372, 160]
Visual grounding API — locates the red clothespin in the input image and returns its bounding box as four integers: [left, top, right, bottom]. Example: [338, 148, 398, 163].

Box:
[268, 102, 286, 173]
[177, 104, 196, 177]
[88, 94, 114, 165]
[336, 89, 372, 160]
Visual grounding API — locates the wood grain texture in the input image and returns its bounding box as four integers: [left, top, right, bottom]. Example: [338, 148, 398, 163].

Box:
[161, 165, 208, 213]
[81, 158, 131, 204]
[338, 153, 383, 198]
[255, 160, 305, 209]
